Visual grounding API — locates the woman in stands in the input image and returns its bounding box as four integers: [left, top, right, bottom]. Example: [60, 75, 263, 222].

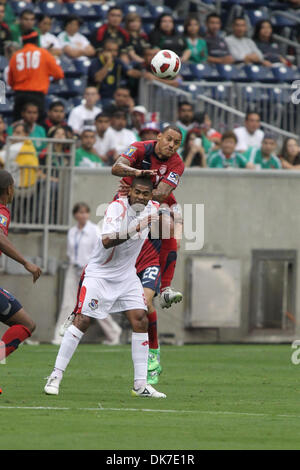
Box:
[148, 13, 187, 58]
[124, 12, 150, 64]
[280, 137, 300, 169]
[253, 20, 290, 66]
[38, 15, 62, 57]
[181, 16, 208, 64]
[182, 128, 207, 168]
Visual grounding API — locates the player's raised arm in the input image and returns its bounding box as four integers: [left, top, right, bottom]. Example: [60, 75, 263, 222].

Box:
[0, 231, 42, 283]
[112, 156, 157, 178]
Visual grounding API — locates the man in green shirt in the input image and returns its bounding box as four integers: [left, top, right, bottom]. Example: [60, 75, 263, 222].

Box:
[0, 0, 15, 28]
[208, 131, 254, 169]
[10, 9, 40, 46]
[76, 129, 106, 168]
[7, 102, 46, 153]
[244, 134, 281, 169]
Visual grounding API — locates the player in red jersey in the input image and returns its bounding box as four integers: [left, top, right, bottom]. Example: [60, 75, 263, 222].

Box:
[0, 170, 42, 393]
[112, 125, 184, 382]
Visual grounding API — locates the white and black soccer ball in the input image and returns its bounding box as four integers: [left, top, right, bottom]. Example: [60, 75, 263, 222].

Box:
[150, 49, 181, 79]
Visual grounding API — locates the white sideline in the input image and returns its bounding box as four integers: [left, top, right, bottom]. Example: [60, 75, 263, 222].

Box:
[0, 405, 299, 419]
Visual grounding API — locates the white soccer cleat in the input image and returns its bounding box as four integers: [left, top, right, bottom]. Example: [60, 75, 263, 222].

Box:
[159, 286, 183, 309]
[44, 375, 61, 395]
[59, 313, 75, 337]
[131, 384, 166, 398]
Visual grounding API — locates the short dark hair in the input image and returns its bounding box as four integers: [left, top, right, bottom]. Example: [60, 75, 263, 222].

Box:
[245, 111, 260, 120]
[132, 176, 153, 191]
[178, 101, 193, 110]
[221, 131, 237, 143]
[162, 125, 182, 139]
[108, 6, 123, 14]
[95, 111, 111, 121]
[206, 13, 221, 23]
[263, 132, 276, 142]
[64, 15, 82, 28]
[0, 170, 14, 195]
[233, 16, 246, 24]
[20, 9, 35, 18]
[21, 102, 38, 113]
[49, 100, 65, 111]
[72, 202, 90, 216]
[112, 110, 127, 119]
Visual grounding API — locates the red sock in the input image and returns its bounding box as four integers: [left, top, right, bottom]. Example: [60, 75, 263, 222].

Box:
[148, 310, 158, 349]
[1, 325, 31, 358]
[160, 237, 177, 291]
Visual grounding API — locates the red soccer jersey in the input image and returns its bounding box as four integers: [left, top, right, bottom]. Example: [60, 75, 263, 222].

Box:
[121, 140, 184, 207]
[0, 204, 10, 255]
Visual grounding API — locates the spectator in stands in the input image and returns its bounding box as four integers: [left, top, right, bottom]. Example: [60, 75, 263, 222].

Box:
[176, 101, 197, 153]
[88, 39, 141, 103]
[194, 111, 220, 151]
[124, 12, 150, 64]
[0, 3, 11, 56]
[8, 30, 64, 123]
[253, 20, 289, 66]
[94, 111, 116, 165]
[43, 101, 68, 134]
[244, 134, 281, 169]
[110, 109, 136, 156]
[139, 121, 161, 141]
[0, 0, 15, 28]
[8, 102, 46, 153]
[1, 121, 39, 190]
[103, 86, 135, 120]
[234, 112, 264, 153]
[131, 105, 147, 140]
[0, 114, 6, 150]
[280, 137, 300, 169]
[91, 6, 130, 57]
[182, 128, 206, 168]
[38, 15, 62, 57]
[52, 202, 122, 346]
[10, 9, 40, 47]
[149, 13, 187, 58]
[208, 131, 254, 169]
[75, 129, 106, 168]
[142, 46, 182, 89]
[225, 17, 269, 66]
[181, 16, 208, 64]
[204, 13, 234, 65]
[67, 86, 101, 136]
[58, 15, 95, 59]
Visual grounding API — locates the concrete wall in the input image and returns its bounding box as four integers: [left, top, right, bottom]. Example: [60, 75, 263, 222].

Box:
[1, 168, 300, 343]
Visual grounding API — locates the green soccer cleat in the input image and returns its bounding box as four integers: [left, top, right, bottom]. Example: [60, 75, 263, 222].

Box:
[148, 347, 162, 384]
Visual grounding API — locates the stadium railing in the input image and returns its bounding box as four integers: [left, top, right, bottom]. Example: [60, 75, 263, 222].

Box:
[4, 136, 76, 270]
[139, 78, 299, 144]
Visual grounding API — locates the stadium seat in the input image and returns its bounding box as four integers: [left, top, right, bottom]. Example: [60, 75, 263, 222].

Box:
[66, 78, 87, 97]
[211, 84, 231, 101]
[216, 64, 247, 81]
[51, 20, 63, 36]
[40, 1, 68, 18]
[0, 99, 13, 118]
[48, 79, 69, 98]
[10, 1, 34, 14]
[244, 64, 276, 82]
[271, 14, 298, 28]
[246, 8, 270, 26]
[0, 56, 8, 72]
[148, 5, 173, 19]
[122, 4, 149, 18]
[73, 58, 92, 76]
[269, 87, 292, 104]
[190, 63, 220, 81]
[142, 22, 154, 35]
[179, 63, 195, 81]
[66, 2, 98, 20]
[272, 65, 299, 82]
[92, 4, 110, 19]
[57, 57, 79, 78]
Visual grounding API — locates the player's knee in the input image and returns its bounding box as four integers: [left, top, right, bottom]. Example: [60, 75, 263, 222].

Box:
[74, 313, 90, 332]
[132, 311, 148, 333]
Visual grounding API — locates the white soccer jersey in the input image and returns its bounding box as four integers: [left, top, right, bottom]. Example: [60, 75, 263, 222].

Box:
[85, 198, 159, 280]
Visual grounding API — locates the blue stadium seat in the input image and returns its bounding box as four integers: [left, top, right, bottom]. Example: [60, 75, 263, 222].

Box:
[92, 4, 110, 19]
[11, 1, 34, 14]
[48, 80, 69, 98]
[271, 14, 298, 28]
[216, 64, 247, 81]
[66, 78, 87, 97]
[211, 84, 231, 101]
[269, 87, 292, 103]
[73, 58, 93, 76]
[51, 20, 63, 36]
[179, 63, 195, 81]
[240, 85, 263, 103]
[66, 2, 98, 19]
[246, 8, 270, 26]
[0, 99, 13, 118]
[142, 23, 154, 35]
[40, 1, 68, 18]
[190, 63, 220, 81]
[122, 4, 149, 18]
[272, 65, 299, 82]
[148, 5, 173, 19]
[0, 56, 8, 72]
[244, 64, 276, 82]
[57, 57, 79, 78]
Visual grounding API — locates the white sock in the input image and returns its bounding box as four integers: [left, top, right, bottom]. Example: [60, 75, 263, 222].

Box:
[53, 325, 84, 373]
[132, 332, 149, 389]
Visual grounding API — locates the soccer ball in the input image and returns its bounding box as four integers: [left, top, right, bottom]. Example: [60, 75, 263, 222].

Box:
[150, 50, 181, 79]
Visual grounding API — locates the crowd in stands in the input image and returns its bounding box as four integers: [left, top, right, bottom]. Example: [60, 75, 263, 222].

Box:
[0, 0, 300, 186]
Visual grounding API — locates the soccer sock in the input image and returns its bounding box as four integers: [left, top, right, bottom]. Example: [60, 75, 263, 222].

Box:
[53, 325, 84, 373]
[1, 324, 31, 358]
[148, 310, 159, 350]
[132, 332, 149, 389]
[160, 237, 178, 291]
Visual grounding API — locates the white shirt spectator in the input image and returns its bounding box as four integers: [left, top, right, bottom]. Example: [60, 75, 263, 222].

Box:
[67, 220, 100, 268]
[40, 32, 62, 52]
[109, 128, 137, 155]
[225, 35, 264, 62]
[234, 126, 264, 152]
[68, 103, 102, 135]
[58, 31, 91, 59]
[94, 126, 115, 157]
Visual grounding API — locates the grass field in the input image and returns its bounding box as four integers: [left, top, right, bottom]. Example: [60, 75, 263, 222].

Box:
[1, 343, 300, 450]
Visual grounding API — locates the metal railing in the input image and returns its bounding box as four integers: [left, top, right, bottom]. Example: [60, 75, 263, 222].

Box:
[3, 136, 76, 270]
[139, 78, 299, 145]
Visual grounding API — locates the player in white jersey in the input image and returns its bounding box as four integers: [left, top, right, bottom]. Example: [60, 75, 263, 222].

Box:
[44, 177, 169, 398]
